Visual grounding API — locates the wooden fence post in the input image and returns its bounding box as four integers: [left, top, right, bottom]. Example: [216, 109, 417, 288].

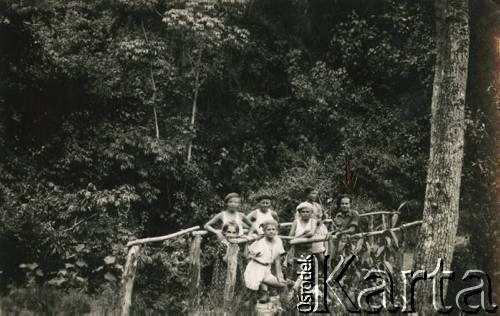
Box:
[369, 216, 375, 244]
[223, 243, 239, 312]
[277, 256, 286, 310]
[120, 245, 141, 316]
[189, 233, 203, 309]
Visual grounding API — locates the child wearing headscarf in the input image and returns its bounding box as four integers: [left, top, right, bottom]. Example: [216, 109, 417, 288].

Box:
[295, 188, 328, 261]
[289, 202, 320, 260]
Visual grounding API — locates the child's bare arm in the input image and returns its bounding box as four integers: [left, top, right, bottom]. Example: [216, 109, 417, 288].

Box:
[312, 219, 321, 235]
[245, 210, 256, 223]
[246, 242, 263, 260]
[241, 214, 253, 230]
[242, 243, 249, 258]
[271, 210, 279, 222]
[301, 222, 315, 238]
[247, 251, 263, 261]
[248, 226, 259, 236]
[302, 230, 314, 238]
[204, 213, 224, 239]
[246, 211, 260, 235]
[289, 221, 297, 237]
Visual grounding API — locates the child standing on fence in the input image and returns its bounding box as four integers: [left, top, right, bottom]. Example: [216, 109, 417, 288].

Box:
[243, 219, 289, 304]
[247, 195, 279, 236]
[204, 192, 253, 241]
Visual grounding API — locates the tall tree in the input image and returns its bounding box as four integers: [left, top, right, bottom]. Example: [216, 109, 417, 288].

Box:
[162, 1, 249, 163]
[465, 0, 500, 304]
[414, 0, 470, 312]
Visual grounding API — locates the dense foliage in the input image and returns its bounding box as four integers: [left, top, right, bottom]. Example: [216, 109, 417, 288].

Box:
[0, 0, 494, 313]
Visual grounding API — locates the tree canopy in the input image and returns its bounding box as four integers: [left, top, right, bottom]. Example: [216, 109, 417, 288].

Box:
[0, 0, 496, 313]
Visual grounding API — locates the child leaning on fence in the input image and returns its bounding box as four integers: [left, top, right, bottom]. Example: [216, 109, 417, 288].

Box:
[288, 202, 322, 267]
[297, 188, 329, 262]
[209, 221, 246, 306]
[243, 219, 289, 304]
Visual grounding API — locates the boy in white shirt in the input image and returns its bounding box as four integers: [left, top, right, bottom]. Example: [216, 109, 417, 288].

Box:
[244, 219, 288, 304]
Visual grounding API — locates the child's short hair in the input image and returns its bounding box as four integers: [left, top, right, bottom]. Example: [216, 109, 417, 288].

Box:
[256, 194, 273, 202]
[336, 195, 351, 208]
[222, 221, 240, 235]
[260, 219, 279, 230]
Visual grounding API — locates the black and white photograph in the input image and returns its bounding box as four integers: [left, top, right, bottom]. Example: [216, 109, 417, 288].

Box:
[0, 0, 499, 314]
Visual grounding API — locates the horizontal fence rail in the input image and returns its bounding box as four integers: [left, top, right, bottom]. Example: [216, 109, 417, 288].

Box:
[125, 211, 401, 247]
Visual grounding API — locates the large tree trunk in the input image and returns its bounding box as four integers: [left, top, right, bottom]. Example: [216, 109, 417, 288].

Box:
[466, 0, 500, 305]
[414, 0, 469, 313]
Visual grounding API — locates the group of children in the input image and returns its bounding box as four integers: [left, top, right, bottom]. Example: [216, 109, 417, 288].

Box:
[203, 189, 360, 307]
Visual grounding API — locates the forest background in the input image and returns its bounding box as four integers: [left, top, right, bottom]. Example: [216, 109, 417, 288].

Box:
[0, 0, 498, 314]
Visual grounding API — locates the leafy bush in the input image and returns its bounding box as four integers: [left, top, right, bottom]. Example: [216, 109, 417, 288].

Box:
[0, 0, 492, 313]
[132, 237, 192, 314]
[0, 287, 90, 315]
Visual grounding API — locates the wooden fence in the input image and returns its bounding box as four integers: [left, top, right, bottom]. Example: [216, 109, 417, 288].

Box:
[118, 211, 422, 316]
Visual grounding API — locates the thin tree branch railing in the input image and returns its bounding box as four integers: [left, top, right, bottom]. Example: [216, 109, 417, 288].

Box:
[288, 220, 423, 245]
[276, 211, 399, 227]
[126, 226, 200, 247]
[124, 211, 402, 247]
